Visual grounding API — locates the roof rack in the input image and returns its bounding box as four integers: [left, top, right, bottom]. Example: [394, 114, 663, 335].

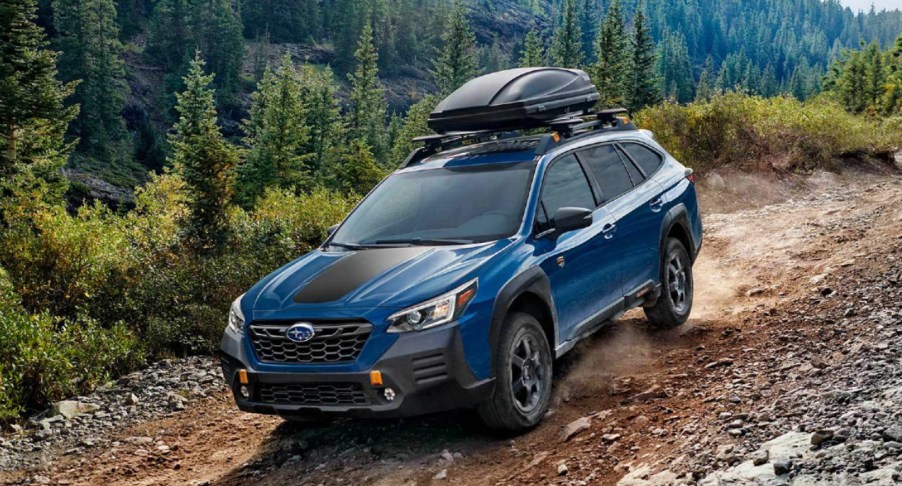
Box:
[535, 108, 637, 154]
[400, 107, 636, 168]
[400, 130, 520, 168]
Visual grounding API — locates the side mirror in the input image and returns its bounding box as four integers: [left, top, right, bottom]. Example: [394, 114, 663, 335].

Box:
[552, 207, 593, 234]
[326, 224, 339, 237]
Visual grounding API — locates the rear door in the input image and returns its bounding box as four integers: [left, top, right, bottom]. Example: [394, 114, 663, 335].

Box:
[533, 154, 620, 342]
[616, 142, 669, 293]
[578, 143, 663, 298]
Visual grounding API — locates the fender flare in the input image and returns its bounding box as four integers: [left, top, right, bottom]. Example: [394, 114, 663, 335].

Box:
[487, 267, 558, 371]
[659, 203, 697, 262]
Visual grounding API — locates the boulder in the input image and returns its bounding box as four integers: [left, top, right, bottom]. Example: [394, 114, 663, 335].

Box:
[50, 400, 99, 420]
[561, 416, 591, 441]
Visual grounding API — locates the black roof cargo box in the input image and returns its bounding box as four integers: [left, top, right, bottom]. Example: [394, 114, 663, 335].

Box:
[428, 67, 600, 134]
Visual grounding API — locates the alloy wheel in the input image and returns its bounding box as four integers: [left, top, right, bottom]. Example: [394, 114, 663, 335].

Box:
[509, 333, 546, 414]
[667, 253, 690, 314]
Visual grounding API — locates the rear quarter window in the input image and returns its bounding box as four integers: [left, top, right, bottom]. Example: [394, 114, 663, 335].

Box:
[577, 145, 635, 202]
[622, 143, 664, 177]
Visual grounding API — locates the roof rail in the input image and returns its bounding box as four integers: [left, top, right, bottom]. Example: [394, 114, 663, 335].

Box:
[400, 107, 636, 167]
[400, 130, 519, 168]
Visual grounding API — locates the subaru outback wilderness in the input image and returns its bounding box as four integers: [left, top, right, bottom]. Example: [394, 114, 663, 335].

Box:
[221, 68, 702, 432]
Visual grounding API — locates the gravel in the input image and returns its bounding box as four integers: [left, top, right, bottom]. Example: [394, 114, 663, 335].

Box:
[0, 356, 226, 472]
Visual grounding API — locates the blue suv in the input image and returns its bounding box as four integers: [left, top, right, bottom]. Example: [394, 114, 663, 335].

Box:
[221, 68, 702, 432]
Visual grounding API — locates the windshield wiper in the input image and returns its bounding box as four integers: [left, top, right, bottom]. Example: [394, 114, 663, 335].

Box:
[327, 241, 369, 250]
[372, 238, 475, 246]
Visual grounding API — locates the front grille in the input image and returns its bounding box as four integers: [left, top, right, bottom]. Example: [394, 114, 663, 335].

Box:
[258, 383, 369, 406]
[248, 321, 372, 364]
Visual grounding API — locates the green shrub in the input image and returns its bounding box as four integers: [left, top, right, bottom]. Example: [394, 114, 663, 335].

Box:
[634, 93, 902, 173]
[0, 202, 130, 318]
[0, 267, 138, 420]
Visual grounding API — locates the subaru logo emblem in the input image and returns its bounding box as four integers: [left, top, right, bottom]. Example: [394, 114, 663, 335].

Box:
[286, 323, 316, 343]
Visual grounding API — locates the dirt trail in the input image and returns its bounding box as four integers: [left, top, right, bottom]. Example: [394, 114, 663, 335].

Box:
[3, 165, 900, 486]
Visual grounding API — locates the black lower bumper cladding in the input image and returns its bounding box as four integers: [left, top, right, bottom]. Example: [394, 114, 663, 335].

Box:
[220, 324, 494, 419]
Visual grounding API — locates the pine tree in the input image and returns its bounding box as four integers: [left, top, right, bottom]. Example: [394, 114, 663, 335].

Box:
[760, 63, 779, 97]
[333, 0, 363, 75]
[883, 34, 902, 114]
[550, 0, 583, 68]
[390, 94, 438, 164]
[385, 113, 402, 161]
[835, 51, 867, 112]
[625, 3, 659, 112]
[478, 35, 510, 73]
[863, 41, 886, 110]
[655, 31, 694, 102]
[432, 0, 477, 96]
[328, 140, 385, 195]
[695, 56, 715, 101]
[298, 65, 344, 179]
[148, 0, 243, 105]
[347, 23, 387, 163]
[578, 0, 598, 64]
[237, 54, 311, 206]
[0, 0, 77, 203]
[592, 0, 629, 107]
[520, 30, 545, 68]
[169, 53, 238, 251]
[147, 0, 189, 71]
[53, 0, 126, 159]
[188, 0, 244, 105]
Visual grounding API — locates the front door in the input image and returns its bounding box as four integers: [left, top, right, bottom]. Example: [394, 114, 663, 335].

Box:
[532, 154, 622, 344]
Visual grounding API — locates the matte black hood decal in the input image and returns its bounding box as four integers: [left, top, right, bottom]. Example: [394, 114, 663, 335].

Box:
[293, 247, 429, 304]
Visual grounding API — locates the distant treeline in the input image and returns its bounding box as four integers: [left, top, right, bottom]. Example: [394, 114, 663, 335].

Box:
[17, 0, 902, 187]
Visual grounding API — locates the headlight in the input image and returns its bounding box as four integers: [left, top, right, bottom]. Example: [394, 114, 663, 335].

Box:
[387, 279, 477, 333]
[227, 294, 245, 334]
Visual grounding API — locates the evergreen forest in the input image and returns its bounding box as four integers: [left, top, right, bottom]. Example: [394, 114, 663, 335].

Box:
[0, 0, 900, 420]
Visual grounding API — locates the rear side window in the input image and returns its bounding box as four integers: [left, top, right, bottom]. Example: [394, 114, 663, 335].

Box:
[538, 154, 596, 229]
[578, 145, 634, 202]
[622, 143, 664, 176]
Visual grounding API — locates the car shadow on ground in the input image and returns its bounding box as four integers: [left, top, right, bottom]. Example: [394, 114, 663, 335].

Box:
[210, 316, 709, 484]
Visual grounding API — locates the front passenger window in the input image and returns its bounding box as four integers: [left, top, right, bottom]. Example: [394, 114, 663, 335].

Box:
[538, 155, 595, 231]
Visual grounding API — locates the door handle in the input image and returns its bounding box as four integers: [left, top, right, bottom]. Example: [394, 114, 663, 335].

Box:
[602, 222, 617, 239]
[650, 197, 664, 212]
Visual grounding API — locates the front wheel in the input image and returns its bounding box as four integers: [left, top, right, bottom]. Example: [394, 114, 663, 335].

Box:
[645, 238, 693, 329]
[477, 312, 553, 433]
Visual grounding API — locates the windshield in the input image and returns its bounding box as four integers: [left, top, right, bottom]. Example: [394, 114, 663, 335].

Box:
[330, 162, 535, 247]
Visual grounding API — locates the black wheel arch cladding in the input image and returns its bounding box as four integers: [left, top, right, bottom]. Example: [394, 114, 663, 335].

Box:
[660, 204, 696, 262]
[489, 267, 557, 374]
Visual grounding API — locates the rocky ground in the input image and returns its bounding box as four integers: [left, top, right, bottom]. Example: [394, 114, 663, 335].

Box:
[1, 165, 900, 485]
[0, 357, 226, 475]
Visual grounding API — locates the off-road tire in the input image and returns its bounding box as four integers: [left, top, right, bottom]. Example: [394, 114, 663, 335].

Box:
[477, 312, 553, 433]
[645, 238, 693, 329]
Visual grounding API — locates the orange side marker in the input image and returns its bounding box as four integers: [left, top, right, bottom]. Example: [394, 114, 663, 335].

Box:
[370, 370, 383, 386]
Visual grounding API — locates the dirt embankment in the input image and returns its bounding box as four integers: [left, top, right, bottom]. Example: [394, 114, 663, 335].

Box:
[2, 163, 900, 486]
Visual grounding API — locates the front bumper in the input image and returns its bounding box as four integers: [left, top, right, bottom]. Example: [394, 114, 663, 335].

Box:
[219, 324, 494, 419]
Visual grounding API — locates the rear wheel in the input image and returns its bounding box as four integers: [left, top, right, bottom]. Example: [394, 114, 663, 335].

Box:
[645, 238, 693, 329]
[477, 312, 553, 433]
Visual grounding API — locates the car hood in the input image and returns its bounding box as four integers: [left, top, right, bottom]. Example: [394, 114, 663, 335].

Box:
[246, 241, 513, 313]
